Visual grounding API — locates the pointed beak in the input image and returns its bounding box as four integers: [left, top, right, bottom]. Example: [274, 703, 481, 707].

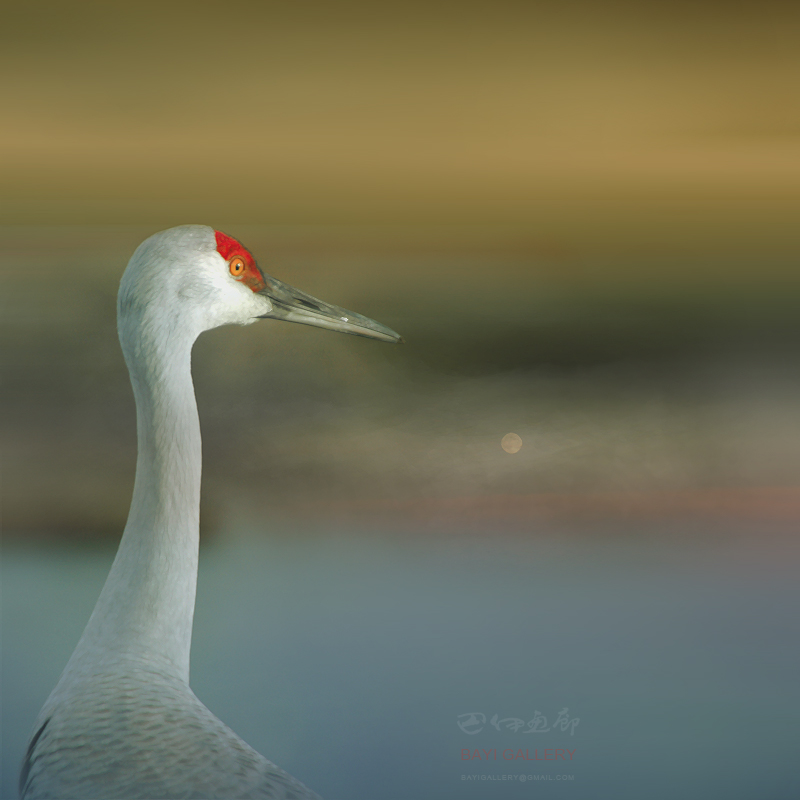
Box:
[256, 275, 403, 343]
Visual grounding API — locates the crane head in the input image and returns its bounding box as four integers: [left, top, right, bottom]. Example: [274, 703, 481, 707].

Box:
[118, 225, 402, 345]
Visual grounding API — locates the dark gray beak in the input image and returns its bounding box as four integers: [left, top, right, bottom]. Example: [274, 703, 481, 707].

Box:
[257, 275, 403, 343]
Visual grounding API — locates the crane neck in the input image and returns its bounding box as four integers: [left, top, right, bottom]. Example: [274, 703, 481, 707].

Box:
[67, 320, 202, 684]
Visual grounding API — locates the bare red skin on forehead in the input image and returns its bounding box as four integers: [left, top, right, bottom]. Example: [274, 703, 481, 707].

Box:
[214, 230, 266, 293]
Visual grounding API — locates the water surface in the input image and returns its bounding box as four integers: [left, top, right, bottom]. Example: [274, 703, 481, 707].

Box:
[3, 522, 798, 800]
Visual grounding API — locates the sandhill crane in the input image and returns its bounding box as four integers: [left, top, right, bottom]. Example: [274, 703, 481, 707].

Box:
[19, 225, 401, 800]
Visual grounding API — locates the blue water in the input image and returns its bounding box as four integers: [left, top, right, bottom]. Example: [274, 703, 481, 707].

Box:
[2, 521, 799, 800]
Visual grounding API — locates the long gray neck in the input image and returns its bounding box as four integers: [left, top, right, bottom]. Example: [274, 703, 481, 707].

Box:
[67, 320, 201, 684]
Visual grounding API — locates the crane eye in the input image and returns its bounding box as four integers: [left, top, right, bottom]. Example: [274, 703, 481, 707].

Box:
[229, 257, 246, 278]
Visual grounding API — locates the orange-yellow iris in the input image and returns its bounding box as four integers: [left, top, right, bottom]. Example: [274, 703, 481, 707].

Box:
[229, 257, 245, 278]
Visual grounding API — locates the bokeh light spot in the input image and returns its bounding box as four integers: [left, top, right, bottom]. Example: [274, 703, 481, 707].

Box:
[501, 433, 522, 453]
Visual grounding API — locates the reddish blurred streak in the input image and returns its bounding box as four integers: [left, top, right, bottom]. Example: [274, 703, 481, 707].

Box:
[318, 487, 800, 526]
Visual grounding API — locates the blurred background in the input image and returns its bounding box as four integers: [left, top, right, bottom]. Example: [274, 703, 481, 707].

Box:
[2, 1, 799, 798]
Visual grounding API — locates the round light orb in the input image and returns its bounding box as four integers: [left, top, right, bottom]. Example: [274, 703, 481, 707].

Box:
[501, 433, 522, 453]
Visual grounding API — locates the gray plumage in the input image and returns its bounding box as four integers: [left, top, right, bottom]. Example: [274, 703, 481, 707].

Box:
[21, 663, 318, 799]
